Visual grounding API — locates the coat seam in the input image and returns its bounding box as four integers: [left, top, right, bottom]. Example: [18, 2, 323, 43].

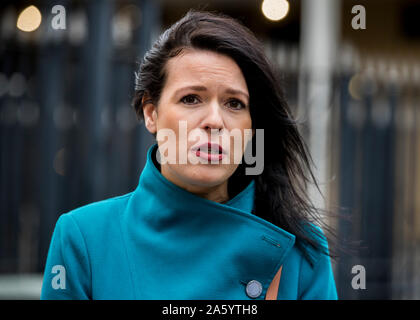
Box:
[67, 214, 93, 299]
[297, 250, 304, 298]
[118, 195, 138, 299]
[298, 249, 324, 299]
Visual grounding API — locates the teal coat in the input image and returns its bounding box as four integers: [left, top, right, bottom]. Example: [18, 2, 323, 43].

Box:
[41, 144, 338, 300]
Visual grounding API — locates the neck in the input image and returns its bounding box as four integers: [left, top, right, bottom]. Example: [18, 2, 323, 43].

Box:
[194, 184, 230, 203]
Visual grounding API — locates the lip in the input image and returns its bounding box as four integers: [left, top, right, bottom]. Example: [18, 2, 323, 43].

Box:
[192, 142, 227, 162]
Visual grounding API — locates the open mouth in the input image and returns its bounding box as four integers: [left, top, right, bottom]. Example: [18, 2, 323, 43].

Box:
[193, 142, 226, 161]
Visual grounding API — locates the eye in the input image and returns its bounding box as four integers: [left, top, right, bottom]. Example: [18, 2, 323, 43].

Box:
[227, 99, 246, 110]
[180, 94, 200, 105]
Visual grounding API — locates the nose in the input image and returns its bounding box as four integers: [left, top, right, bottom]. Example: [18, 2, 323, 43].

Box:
[201, 100, 224, 133]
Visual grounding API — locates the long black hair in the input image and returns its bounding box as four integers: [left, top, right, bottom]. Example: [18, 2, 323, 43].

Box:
[132, 9, 339, 265]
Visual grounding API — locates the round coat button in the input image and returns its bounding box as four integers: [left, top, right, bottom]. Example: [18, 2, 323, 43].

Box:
[246, 280, 262, 298]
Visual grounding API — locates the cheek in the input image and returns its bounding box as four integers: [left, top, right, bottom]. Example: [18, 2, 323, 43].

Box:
[158, 102, 202, 128]
[237, 115, 253, 146]
[155, 106, 183, 134]
[225, 116, 252, 164]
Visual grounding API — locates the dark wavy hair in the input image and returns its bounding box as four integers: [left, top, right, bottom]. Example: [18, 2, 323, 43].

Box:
[132, 9, 338, 265]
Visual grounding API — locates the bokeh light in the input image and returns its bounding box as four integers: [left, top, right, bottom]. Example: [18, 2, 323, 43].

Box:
[16, 5, 42, 32]
[261, 0, 289, 21]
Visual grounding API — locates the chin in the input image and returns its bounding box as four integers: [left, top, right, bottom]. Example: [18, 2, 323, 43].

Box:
[184, 165, 232, 188]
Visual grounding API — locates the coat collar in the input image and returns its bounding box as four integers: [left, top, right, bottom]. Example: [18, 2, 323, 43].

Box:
[133, 144, 295, 238]
[137, 143, 256, 219]
[122, 143, 296, 299]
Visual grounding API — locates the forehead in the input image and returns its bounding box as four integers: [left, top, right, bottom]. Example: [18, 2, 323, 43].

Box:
[163, 49, 248, 90]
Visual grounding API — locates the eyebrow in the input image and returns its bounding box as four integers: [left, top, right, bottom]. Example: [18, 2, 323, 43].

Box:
[173, 85, 249, 101]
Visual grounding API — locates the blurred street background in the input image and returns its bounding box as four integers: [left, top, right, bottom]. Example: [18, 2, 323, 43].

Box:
[1, 0, 420, 299]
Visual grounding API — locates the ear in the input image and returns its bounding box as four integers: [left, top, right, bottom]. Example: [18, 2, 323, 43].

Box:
[142, 95, 158, 134]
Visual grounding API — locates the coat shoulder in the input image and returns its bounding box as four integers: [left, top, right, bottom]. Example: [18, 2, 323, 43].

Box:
[299, 223, 331, 265]
[62, 192, 133, 229]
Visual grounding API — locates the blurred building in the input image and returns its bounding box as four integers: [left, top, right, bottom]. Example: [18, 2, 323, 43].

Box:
[0, 0, 419, 299]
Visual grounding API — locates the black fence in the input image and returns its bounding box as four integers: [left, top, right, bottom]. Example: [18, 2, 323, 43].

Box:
[0, 0, 157, 274]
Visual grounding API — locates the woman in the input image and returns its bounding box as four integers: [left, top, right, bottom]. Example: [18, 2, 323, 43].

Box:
[41, 10, 338, 300]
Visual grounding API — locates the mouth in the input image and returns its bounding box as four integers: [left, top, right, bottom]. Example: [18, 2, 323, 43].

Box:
[192, 142, 226, 162]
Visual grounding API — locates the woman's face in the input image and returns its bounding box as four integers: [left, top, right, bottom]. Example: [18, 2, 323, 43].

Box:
[143, 49, 252, 201]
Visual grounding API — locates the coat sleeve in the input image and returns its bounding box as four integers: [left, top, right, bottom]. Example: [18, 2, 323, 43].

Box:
[40, 213, 91, 300]
[298, 226, 338, 300]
